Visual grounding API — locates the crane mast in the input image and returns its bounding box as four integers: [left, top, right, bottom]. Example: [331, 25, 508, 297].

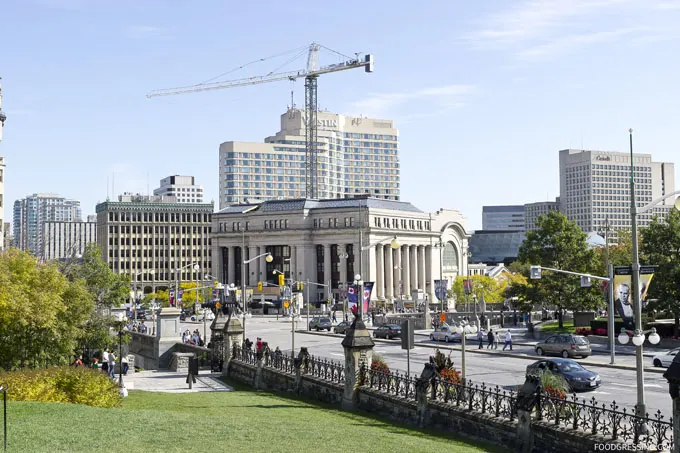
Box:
[147, 43, 374, 199]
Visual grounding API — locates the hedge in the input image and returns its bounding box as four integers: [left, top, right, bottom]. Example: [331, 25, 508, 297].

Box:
[0, 366, 121, 408]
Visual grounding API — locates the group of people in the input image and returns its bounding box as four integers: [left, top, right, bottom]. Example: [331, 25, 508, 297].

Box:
[182, 329, 204, 346]
[126, 321, 148, 334]
[72, 349, 129, 377]
[476, 328, 514, 351]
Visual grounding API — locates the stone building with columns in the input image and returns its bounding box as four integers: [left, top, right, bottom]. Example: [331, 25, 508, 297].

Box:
[211, 196, 470, 309]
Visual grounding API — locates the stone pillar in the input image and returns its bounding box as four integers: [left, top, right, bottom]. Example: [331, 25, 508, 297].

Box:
[410, 245, 418, 294]
[254, 246, 261, 284]
[291, 246, 298, 281]
[418, 246, 426, 295]
[393, 247, 401, 300]
[227, 246, 235, 285]
[516, 409, 533, 453]
[366, 245, 376, 297]
[384, 245, 393, 303]
[341, 317, 375, 411]
[248, 246, 257, 286]
[339, 244, 348, 288]
[425, 246, 435, 305]
[323, 243, 332, 299]
[375, 245, 384, 302]
[155, 307, 182, 369]
[402, 246, 411, 299]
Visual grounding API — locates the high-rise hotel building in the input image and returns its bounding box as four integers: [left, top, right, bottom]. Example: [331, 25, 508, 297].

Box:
[219, 108, 400, 208]
[559, 149, 675, 233]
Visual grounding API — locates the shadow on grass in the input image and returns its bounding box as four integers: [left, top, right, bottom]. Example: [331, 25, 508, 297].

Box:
[216, 376, 510, 453]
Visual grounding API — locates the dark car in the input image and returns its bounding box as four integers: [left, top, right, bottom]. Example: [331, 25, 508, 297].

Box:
[334, 321, 350, 334]
[179, 308, 194, 322]
[309, 317, 332, 331]
[133, 308, 147, 321]
[526, 358, 601, 391]
[373, 324, 402, 340]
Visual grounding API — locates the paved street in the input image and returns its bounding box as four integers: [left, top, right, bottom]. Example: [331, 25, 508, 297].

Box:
[242, 316, 673, 418]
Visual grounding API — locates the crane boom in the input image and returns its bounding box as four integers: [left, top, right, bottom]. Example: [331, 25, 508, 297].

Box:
[146, 54, 372, 98]
[147, 43, 374, 199]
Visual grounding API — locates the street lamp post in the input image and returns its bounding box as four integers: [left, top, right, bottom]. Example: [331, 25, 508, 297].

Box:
[360, 236, 400, 320]
[175, 262, 199, 309]
[242, 252, 273, 342]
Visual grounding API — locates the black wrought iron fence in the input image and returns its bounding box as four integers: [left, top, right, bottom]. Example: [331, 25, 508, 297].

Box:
[232, 345, 257, 365]
[306, 355, 344, 384]
[265, 349, 295, 374]
[538, 392, 673, 449]
[431, 379, 517, 420]
[364, 367, 417, 400]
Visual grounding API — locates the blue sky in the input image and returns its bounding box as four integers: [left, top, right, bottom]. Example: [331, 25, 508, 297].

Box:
[1, 0, 679, 230]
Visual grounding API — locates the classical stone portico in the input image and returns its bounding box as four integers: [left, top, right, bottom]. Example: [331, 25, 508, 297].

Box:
[211, 196, 470, 309]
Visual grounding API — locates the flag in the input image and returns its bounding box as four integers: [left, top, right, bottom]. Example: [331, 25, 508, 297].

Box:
[347, 285, 357, 312]
[362, 282, 374, 313]
[178, 288, 184, 301]
[169, 288, 175, 307]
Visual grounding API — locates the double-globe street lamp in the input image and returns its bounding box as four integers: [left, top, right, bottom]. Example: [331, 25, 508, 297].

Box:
[174, 262, 200, 309]
[242, 252, 273, 342]
[618, 128, 680, 419]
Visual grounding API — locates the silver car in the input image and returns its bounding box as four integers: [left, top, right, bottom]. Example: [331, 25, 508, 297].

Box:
[535, 334, 591, 359]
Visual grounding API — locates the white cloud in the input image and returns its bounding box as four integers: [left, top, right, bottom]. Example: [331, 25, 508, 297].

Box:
[464, 0, 680, 61]
[348, 84, 475, 117]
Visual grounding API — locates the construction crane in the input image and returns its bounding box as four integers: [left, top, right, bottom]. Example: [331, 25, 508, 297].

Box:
[147, 42, 374, 199]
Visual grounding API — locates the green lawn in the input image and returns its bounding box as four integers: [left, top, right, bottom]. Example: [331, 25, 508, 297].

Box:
[539, 319, 576, 333]
[3, 380, 510, 453]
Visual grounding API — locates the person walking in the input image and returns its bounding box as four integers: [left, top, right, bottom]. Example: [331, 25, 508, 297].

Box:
[108, 349, 116, 378]
[493, 330, 499, 349]
[487, 329, 494, 349]
[477, 329, 484, 349]
[503, 330, 513, 351]
[101, 350, 109, 374]
[332, 311, 337, 323]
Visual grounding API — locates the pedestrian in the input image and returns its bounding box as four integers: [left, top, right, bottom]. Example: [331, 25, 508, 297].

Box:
[493, 331, 499, 349]
[477, 329, 484, 349]
[122, 355, 129, 375]
[332, 311, 337, 323]
[487, 329, 494, 349]
[91, 357, 100, 370]
[256, 337, 263, 353]
[108, 349, 116, 378]
[503, 330, 513, 351]
[71, 355, 83, 367]
[101, 350, 109, 374]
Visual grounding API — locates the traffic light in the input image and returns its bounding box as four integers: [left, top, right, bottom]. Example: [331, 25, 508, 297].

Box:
[298, 282, 304, 292]
[257, 281, 263, 291]
[278, 274, 285, 286]
[530, 266, 542, 280]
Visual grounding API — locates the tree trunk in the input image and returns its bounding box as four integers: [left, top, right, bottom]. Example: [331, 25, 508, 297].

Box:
[558, 307, 564, 330]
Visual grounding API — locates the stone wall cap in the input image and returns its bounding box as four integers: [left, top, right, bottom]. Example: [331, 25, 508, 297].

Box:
[341, 318, 375, 348]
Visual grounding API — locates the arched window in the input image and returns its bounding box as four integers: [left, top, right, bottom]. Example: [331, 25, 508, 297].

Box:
[443, 242, 458, 270]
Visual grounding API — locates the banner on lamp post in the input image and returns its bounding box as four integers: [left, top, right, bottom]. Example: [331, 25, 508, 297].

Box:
[169, 288, 175, 307]
[435, 280, 448, 301]
[463, 279, 473, 295]
[347, 284, 357, 312]
[613, 265, 656, 329]
[363, 282, 374, 313]
[178, 288, 184, 302]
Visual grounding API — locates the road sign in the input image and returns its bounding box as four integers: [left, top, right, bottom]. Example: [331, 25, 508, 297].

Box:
[283, 301, 290, 308]
[439, 312, 446, 323]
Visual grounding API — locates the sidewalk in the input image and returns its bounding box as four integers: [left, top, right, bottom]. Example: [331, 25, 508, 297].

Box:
[123, 370, 233, 393]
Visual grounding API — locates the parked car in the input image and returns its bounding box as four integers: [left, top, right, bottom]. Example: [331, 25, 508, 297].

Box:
[373, 324, 402, 339]
[526, 358, 601, 391]
[429, 326, 462, 343]
[190, 311, 215, 322]
[309, 317, 332, 331]
[535, 334, 591, 358]
[334, 321, 350, 334]
[180, 308, 195, 321]
[652, 348, 680, 367]
[134, 308, 147, 321]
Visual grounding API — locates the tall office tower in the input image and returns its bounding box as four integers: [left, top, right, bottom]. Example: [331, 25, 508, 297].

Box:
[559, 149, 676, 233]
[13, 194, 82, 256]
[481, 205, 525, 231]
[96, 193, 213, 295]
[0, 80, 7, 251]
[42, 218, 97, 261]
[524, 198, 560, 232]
[219, 108, 400, 208]
[153, 175, 204, 203]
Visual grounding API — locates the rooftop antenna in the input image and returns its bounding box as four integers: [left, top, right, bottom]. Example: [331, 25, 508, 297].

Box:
[107, 176, 110, 201]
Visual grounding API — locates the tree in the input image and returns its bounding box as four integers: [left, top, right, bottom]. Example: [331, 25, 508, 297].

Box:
[641, 210, 680, 336]
[517, 211, 602, 328]
[0, 249, 93, 369]
[593, 229, 634, 276]
[452, 275, 506, 313]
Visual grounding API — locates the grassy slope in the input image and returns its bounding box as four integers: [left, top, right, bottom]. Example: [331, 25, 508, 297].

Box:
[539, 319, 576, 333]
[5, 383, 510, 453]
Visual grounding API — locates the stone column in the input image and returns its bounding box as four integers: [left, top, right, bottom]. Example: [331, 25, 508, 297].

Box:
[248, 246, 257, 286]
[255, 246, 261, 284]
[375, 245, 384, 302]
[410, 245, 418, 294]
[402, 245, 411, 299]
[418, 246, 426, 295]
[393, 246, 401, 300]
[425, 246, 435, 304]
[385, 245, 393, 303]
[291, 245, 298, 281]
[339, 244, 348, 288]
[227, 246, 235, 285]
[324, 244, 332, 299]
[341, 317, 375, 411]
[366, 244, 376, 291]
